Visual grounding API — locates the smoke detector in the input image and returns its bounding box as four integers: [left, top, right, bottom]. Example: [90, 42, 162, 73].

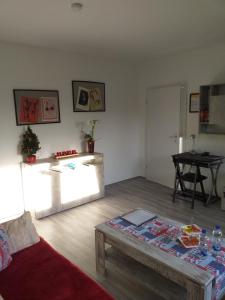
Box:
[71, 2, 83, 11]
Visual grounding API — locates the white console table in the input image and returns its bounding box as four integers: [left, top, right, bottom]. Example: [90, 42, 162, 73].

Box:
[21, 153, 104, 219]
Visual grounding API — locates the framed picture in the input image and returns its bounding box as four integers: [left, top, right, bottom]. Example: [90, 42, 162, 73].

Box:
[189, 93, 200, 113]
[13, 89, 61, 126]
[72, 81, 105, 112]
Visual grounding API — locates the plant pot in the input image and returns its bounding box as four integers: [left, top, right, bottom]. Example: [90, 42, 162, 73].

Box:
[87, 140, 95, 153]
[26, 155, 36, 164]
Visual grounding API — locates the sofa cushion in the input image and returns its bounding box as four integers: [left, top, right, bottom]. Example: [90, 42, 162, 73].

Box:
[0, 238, 114, 300]
[1, 211, 40, 254]
[0, 227, 12, 271]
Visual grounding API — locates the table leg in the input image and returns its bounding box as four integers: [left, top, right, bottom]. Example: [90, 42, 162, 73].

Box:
[172, 162, 186, 202]
[186, 281, 212, 300]
[95, 229, 106, 275]
[205, 164, 221, 206]
[191, 167, 198, 209]
[214, 164, 220, 199]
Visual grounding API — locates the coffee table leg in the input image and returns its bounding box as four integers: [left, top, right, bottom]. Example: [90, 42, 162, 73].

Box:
[95, 229, 106, 275]
[187, 281, 212, 300]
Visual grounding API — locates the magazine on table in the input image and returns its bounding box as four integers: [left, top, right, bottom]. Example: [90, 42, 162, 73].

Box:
[121, 208, 156, 226]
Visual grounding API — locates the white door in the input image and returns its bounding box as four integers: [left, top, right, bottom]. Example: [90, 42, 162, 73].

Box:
[146, 85, 182, 188]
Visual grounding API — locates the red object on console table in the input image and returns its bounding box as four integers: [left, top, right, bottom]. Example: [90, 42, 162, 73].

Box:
[0, 238, 114, 300]
[54, 149, 78, 159]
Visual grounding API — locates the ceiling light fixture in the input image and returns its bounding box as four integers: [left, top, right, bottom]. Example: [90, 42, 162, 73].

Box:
[71, 2, 83, 11]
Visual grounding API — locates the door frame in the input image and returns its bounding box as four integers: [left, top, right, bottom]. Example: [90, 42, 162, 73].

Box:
[145, 82, 188, 178]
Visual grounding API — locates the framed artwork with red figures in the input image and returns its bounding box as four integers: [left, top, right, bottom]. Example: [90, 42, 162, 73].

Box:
[13, 89, 61, 125]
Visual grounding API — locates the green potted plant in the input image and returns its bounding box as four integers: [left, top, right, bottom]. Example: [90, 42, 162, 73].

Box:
[84, 120, 99, 153]
[21, 126, 41, 163]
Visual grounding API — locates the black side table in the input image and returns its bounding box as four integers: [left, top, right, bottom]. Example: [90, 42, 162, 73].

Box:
[172, 152, 224, 209]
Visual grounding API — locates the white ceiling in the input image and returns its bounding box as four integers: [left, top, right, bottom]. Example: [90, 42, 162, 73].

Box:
[0, 0, 225, 61]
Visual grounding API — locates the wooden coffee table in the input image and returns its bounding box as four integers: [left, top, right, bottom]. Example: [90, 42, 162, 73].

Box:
[95, 215, 214, 300]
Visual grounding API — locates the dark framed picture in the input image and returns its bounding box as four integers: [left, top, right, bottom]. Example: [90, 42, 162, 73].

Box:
[189, 93, 200, 113]
[13, 89, 61, 126]
[72, 81, 105, 112]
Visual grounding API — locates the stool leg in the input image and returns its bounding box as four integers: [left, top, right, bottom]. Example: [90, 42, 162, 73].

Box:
[197, 166, 207, 203]
[173, 165, 179, 202]
[199, 179, 206, 203]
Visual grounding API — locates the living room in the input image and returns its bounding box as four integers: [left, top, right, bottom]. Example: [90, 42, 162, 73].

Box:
[1, 1, 225, 300]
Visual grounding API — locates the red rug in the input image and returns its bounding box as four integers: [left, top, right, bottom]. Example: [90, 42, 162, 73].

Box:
[0, 238, 114, 300]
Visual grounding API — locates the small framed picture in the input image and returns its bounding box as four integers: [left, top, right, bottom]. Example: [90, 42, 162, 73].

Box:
[13, 89, 61, 125]
[189, 93, 200, 113]
[72, 81, 105, 112]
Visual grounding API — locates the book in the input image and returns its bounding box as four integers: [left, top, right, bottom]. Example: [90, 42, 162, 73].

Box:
[121, 209, 156, 226]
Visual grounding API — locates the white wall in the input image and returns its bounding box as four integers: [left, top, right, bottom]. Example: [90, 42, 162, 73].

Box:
[139, 42, 225, 194]
[3, 40, 225, 220]
[0, 42, 142, 220]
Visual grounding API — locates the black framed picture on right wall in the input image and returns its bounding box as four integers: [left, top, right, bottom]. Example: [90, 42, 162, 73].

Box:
[72, 80, 105, 112]
[189, 93, 200, 113]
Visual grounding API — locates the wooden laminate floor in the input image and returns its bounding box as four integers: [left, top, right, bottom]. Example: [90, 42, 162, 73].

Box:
[34, 177, 225, 300]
